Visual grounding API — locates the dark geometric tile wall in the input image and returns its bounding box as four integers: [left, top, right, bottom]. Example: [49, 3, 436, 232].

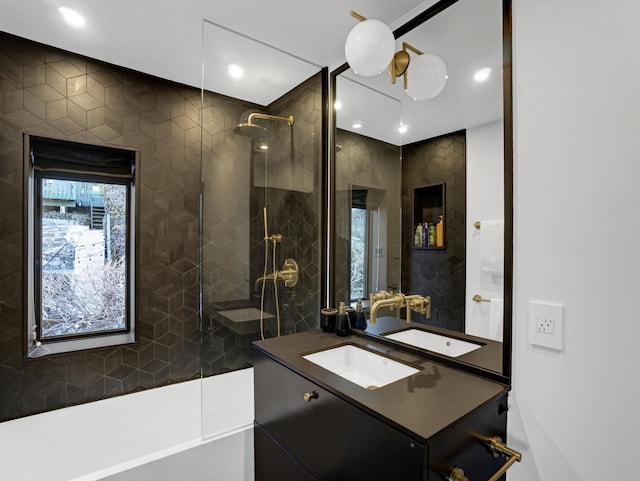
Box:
[333, 129, 402, 304]
[0, 32, 202, 422]
[0, 32, 323, 421]
[200, 74, 323, 375]
[401, 131, 466, 332]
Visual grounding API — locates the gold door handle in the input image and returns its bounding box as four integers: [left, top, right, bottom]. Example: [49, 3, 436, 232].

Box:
[303, 390, 319, 402]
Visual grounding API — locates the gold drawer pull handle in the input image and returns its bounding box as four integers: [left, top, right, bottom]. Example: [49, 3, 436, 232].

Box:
[303, 390, 319, 402]
[448, 467, 469, 481]
[449, 435, 522, 481]
[481, 435, 522, 481]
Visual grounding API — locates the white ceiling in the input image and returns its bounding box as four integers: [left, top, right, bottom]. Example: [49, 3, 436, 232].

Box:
[0, 0, 503, 145]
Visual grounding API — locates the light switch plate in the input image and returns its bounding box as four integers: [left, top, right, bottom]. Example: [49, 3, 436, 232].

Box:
[529, 301, 564, 350]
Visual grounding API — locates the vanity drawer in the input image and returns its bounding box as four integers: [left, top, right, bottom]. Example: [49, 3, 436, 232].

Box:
[254, 349, 426, 480]
[255, 423, 318, 481]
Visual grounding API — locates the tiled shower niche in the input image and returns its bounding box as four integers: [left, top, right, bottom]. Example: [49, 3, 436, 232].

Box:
[401, 131, 466, 331]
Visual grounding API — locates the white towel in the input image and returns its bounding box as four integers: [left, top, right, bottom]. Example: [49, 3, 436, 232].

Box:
[489, 298, 504, 342]
[481, 219, 504, 274]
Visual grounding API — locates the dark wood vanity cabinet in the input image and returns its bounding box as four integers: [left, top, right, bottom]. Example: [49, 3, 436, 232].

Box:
[254, 340, 509, 481]
[254, 349, 425, 480]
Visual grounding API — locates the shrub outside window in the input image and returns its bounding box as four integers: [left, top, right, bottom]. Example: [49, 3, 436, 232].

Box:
[24, 135, 138, 357]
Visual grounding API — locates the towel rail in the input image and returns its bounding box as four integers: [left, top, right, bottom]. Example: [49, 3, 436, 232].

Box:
[472, 294, 490, 303]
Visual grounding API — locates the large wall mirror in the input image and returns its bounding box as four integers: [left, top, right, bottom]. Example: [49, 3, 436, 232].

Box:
[330, 0, 512, 382]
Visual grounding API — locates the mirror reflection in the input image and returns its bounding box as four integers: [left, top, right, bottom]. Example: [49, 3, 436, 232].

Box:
[333, 0, 506, 373]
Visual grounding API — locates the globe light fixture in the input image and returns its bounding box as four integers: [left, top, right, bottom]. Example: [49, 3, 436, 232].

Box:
[404, 53, 448, 101]
[346, 12, 448, 102]
[344, 12, 395, 77]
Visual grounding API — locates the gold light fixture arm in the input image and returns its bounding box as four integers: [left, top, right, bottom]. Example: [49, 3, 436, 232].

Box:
[350, 11, 367, 22]
[403, 42, 424, 56]
[390, 42, 424, 89]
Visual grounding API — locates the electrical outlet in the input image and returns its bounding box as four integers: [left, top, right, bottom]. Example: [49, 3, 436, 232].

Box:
[536, 317, 554, 334]
[529, 301, 563, 350]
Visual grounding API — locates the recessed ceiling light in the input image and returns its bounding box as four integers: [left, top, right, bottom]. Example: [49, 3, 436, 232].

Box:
[398, 124, 408, 134]
[260, 144, 269, 150]
[58, 6, 85, 28]
[352, 122, 362, 129]
[334, 100, 342, 111]
[227, 64, 244, 79]
[474, 67, 492, 83]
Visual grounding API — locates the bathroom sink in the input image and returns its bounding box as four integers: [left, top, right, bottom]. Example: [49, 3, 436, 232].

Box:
[384, 329, 482, 357]
[302, 344, 419, 389]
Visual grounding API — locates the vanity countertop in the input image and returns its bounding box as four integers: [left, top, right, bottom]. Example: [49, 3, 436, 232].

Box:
[362, 316, 504, 374]
[253, 329, 508, 443]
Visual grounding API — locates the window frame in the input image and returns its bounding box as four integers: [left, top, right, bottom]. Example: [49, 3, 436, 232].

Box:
[350, 204, 369, 302]
[23, 134, 139, 357]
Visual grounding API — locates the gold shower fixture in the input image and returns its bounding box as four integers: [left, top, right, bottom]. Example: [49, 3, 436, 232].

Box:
[247, 112, 294, 126]
[233, 112, 295, 139]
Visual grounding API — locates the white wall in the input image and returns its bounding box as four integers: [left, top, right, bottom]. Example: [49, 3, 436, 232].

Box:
[466, 120, 505, 338]
[509, 0, 640, 479]
[0, 369, 254, 481]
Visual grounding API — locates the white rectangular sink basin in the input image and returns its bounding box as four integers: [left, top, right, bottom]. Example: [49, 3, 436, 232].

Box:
[384, 329, 482, 357]
[303, 344, 419, 389]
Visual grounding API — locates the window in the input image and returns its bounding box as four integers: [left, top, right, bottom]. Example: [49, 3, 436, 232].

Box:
[350, 190, 369, 301]
[24, 135, 138, 357]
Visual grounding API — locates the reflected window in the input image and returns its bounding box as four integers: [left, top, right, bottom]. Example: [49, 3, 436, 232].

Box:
[350, 190, 369, 301]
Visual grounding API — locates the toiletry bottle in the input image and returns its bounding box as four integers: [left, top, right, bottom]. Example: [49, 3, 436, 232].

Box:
[335, 301, 350, 336]
[422, 222, 428, 247]
[429, 222, 436, 247]
[436, 214, 444, 247]
[414, 223, 422, 247]
[354, 299, 367, 329]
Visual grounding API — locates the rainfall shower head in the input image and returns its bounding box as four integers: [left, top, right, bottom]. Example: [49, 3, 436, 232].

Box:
[232, 112, 295, 138]
[233, 122, 267, 138]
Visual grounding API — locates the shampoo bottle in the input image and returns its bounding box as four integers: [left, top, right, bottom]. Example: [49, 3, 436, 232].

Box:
[414, 224, 422, 247]
[429, 222, 436, 247]
[335, 301, 350, 336]
[422, 222, 428, 247]
[354, 299, 367, 329]
[436, 214, 444, 247]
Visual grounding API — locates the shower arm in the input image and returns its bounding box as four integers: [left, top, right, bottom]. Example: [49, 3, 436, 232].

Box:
[248, 112, 295, 126]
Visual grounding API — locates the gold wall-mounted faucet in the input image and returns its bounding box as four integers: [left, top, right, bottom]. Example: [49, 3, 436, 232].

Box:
[368, 291, 431, 324]
[369, 291, 404, 324]
[404, 294, 431, 323]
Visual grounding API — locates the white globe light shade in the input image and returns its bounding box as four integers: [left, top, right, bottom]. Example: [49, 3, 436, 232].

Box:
[405, 54, 448, 101]
[345, 19, 395, 77]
